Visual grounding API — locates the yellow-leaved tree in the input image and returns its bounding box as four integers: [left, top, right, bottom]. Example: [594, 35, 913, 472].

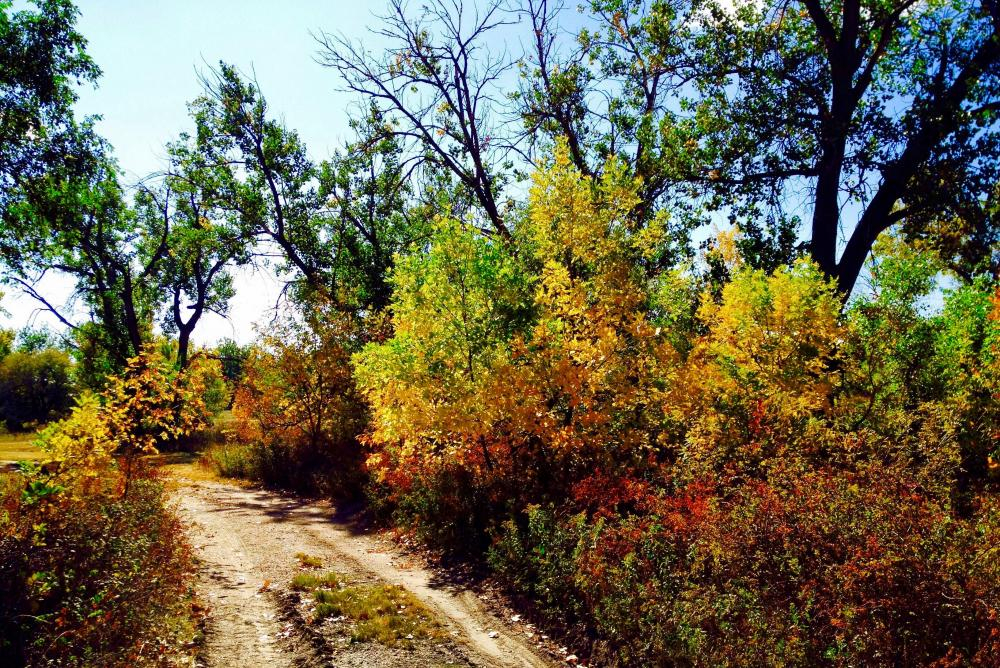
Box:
[34, 347, 215, 497]
[354, 143, 677, 535]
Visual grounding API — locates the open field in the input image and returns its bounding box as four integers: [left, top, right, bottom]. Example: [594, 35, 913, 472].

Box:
[0, 430, 43, 463]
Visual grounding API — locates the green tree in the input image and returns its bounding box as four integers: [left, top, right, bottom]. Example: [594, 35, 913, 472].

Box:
[193, 64, 430, 312]
[146, 126, 255, 368]
[317, 106, 429, 310]
[663, 0, 1000, 295]
[0, 0, 99, 210]
[190, 64, 328, 296]
[2, 151, 164, 368]
[0, 347, 73, 431]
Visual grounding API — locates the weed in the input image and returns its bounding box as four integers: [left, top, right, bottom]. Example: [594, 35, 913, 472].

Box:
[290, 571, 341, 591]
[295, 552, 323, 568]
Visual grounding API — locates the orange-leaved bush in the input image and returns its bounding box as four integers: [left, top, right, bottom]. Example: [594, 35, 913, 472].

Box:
[231, 309, 370, 496]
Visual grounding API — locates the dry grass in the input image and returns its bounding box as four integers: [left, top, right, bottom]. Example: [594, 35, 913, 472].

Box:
[0, 430, 44, 462]
[293, 570, 443, 647]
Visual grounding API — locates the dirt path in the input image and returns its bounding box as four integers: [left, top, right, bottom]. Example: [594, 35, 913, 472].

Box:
[173, 480, 555, 668]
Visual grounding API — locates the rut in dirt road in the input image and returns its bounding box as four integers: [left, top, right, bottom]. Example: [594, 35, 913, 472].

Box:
[174, 480, 556, 668]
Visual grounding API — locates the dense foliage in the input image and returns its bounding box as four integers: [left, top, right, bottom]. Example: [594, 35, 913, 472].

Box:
[0, 347, 72, 431]
[0, 475, 194, 667]
[229, 311, 370, 497]
[1, 0, 999, 665]
[354, 147, 1000, 665]
[0, 350, 207, 666]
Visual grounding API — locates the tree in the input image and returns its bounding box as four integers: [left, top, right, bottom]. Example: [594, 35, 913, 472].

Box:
[317, 106, 429, 310]
[0, 347, 73, 431]
[319, 0, 999, 293]
[14, 325, 61, 353]
[669, 0, 1000, 295]
[0, 0, 100, 212]
[145, 128, 255, 368]
[2, 149, 164, 368]
[190, 64, 329, 297]
[194, 64, 431, 312]
[316, 0, 523, 240]
[517, 0, 704, 259]
[214, 338, 249, 386]
[232, 310, 369, 496]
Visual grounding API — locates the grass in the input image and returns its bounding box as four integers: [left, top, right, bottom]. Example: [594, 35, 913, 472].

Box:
[295, 552, 323, 568]
[293, 569, 443, 647]
[151, 411, 255, 485]
[199, 442, 257, 479]
[149, 451, 255, 488]
[291, 571, 341, 590]
[0, 430, 44, 462]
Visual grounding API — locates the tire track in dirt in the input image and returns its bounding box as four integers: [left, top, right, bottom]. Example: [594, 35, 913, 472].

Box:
[174, 479, 554, 668]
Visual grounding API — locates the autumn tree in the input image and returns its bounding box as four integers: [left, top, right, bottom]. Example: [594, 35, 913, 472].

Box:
[232, 310, 369, 496]
[355, 144, 674, 528]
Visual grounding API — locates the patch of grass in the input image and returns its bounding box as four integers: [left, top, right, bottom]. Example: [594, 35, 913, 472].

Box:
[147, 451, 248, 487]
[315, 583, 442, 646]
[293, 571, 442, 647]
[291, 571, 341, 591]
[295, 552, 323, 568]
[0, 430, 43, 462]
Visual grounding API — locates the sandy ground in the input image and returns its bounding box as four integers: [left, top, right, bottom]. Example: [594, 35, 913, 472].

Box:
[173, 480, 556, 668]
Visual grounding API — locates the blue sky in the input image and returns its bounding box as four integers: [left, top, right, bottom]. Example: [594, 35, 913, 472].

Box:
[4, 0, 394, 343]
[73, 0, 383, 180]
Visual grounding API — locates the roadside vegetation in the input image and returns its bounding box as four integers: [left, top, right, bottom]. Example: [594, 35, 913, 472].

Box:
[0, 349, 216, 666]
[289, 554, 444, 648]
[2, 0, 999, 665]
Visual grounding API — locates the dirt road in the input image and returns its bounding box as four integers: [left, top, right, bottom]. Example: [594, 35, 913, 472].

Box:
[173, 480, 556, 668]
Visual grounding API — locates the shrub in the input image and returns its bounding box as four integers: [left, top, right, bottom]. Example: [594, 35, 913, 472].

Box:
[0, 472, 195, 666]
[231, 309, 369, 497]
[0, 348, 206, 666]
[355, 146, 1000, 665]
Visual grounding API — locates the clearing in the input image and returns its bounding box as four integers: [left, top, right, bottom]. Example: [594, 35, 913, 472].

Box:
[171, 475, 558, 668]
[0, 431, 43, 465]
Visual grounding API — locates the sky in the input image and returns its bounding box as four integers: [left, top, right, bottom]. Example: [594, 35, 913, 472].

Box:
[2, 0, 396, 344]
